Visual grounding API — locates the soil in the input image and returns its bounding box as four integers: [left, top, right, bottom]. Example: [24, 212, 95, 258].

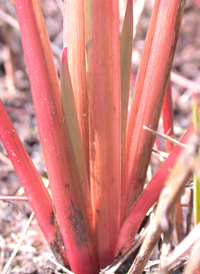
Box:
[0, 0, 200, 273]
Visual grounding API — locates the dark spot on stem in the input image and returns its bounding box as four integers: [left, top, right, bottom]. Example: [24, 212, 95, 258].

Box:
[97, 209, 104, 216]
[65, 183, 88, 247]
[50, 211, 55, 225]
[65, 184, 70, 191]
[67, 200, 88, 248]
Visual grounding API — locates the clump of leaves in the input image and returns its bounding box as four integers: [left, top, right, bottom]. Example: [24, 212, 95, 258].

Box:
[2, 0, 200, 273]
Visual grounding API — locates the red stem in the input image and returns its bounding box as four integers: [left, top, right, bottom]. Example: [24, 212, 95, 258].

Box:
[14, 1, 98, 272]
[162, 78, 174, 153]
[0, 100, 55, 245]
[117, 121, 194, 255]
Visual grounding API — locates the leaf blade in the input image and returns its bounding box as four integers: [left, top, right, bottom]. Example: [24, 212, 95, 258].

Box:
[88, 0, 121, 267]
[120, 0, 133, 159]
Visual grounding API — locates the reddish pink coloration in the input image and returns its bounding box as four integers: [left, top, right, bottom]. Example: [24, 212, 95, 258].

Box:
[89, 1, 121, 268]
[162, 78, 174, 153]
[117, 122, 194, 255]
[193, 0, 200, 7]
[60, 48, 99, 271]
[14, 1, 98, 273]
[0, 101, 55, 244]
[121, 0, 182, 222]
[193, 90, 199, 102]
[10, 0, 187, 271]
[63, 0, 89, 176]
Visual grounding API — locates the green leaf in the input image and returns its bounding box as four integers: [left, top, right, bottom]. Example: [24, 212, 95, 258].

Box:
[120, 0, 133, 159]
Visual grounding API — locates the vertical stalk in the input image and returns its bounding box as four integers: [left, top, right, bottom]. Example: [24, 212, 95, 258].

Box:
[117, 120, 193, 255]
[162, 78, 174, 153]
[14, 1, 98, 272]
[88, 1, 121, 268]
[121, 0, 186, 221]
[0, 101, 55, 247]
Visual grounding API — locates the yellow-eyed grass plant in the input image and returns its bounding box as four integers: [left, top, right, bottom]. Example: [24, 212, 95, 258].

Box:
[0, 0, 196, 272]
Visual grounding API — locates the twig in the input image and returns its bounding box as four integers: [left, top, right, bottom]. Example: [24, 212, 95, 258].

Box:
[0, 152, 13, 168]
[144, 260, 160, 273]
[152, 148, 169, 159]
[0, 196, 28, 201]
[143, 125, 187, 148]
[2, 212, 34, 274]
[0, 9, 19, 29]
[183, 238, 200, 274]
[186, 189, 193, 235]
[45, 255, 74, 274]
[0, 235, 5, 273]
[152, 148, 168, 163]
[127, 126, 200, 274]
[160, 213, 175, 270]
[175, 199, 185, 243]
[3, 45, 15, 95]
[157, 222, 200, 273]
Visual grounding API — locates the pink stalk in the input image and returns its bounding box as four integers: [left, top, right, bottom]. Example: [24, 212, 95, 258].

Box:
[63, 0, 89, 176]
[0, 101, 55, 247]
[14, 1, 98, 272]
[162, 78, 174, 153]
[121, 0, 185, 221]
[60, 48, 99, 268]
[89, 1, 121, 268]
[117, 121, 193, 255]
